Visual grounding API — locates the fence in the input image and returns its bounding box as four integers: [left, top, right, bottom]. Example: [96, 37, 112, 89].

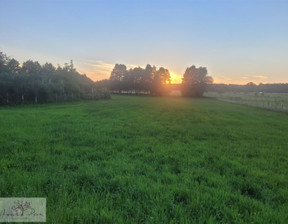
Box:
[204, 92, 288, 113]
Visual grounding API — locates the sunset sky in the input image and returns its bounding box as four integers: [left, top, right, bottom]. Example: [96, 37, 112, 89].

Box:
[1, 0, 287, 84]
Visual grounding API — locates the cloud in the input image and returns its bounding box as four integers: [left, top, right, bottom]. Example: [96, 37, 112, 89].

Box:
[78, 60, 115, 81]
[254, 75, 268, 80]
[83, 60, 115, 73]
[79, 61, 145, 81]
[213, 76, 233, 84]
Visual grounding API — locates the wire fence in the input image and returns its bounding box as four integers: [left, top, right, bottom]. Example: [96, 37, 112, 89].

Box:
[204, 92, 288, 113]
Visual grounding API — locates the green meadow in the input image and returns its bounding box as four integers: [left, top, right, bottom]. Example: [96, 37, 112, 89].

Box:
[204, 92, 288, 112]
[0, 95, 287, 223]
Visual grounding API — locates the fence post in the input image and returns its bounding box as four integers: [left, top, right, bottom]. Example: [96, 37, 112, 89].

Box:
[92, 88, 94, 100]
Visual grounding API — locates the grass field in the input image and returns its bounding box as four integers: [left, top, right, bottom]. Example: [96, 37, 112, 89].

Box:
[204, 92, 288, 112]
[0, 95, 287, 223]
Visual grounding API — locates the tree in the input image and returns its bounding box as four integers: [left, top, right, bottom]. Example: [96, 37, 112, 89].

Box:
[42, 62, 56, 74]
[122, 69, 135, 92]
[21, 60, 42, 74]
[63, 60, 76, 73]
[151, 67, 171, 96]
[108, 64, 171, 95]
[109, 64, 127, 92]
[7, 58, 20, 74]
[143, 64, 156, 93]
[0, 52, 9, 72]
[181, 65, 213, 97]
[0, 52, 109, 105]
[245, 82, 257, 92]
[94, 79, 110, 89]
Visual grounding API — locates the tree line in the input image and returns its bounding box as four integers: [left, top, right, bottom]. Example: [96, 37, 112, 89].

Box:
[0, 52, 110, 105]
[207, 82, 288, 93]
[1, 51, 215, 105]
[95, 64, 213, 97]
[109, 64, 171, 96]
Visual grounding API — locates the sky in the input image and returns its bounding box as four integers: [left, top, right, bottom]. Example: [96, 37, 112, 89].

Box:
[1, 0, 288, 84]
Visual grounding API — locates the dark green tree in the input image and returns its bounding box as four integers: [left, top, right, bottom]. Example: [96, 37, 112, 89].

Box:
[109, 64, 127, 92]
[21, 60, 42, 74]
[151, 67, 171, 96]
[7, 58, 20, 74]
[181, 65, 213, 97]
[0, 52, 109, 105]
[142, 64, 156, 93]
[0, 52, 9, 72]
[42, 63, 56, 74]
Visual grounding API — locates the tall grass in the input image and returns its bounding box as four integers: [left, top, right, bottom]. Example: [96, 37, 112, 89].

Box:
[0, 95, 287, 223]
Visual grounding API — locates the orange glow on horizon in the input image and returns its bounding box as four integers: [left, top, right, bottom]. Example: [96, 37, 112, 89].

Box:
[169, 71, 182, 84]
[82, 69, 270, 86]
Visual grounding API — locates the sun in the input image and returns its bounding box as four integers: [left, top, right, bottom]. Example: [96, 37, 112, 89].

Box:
[169, 71, 182, 84]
